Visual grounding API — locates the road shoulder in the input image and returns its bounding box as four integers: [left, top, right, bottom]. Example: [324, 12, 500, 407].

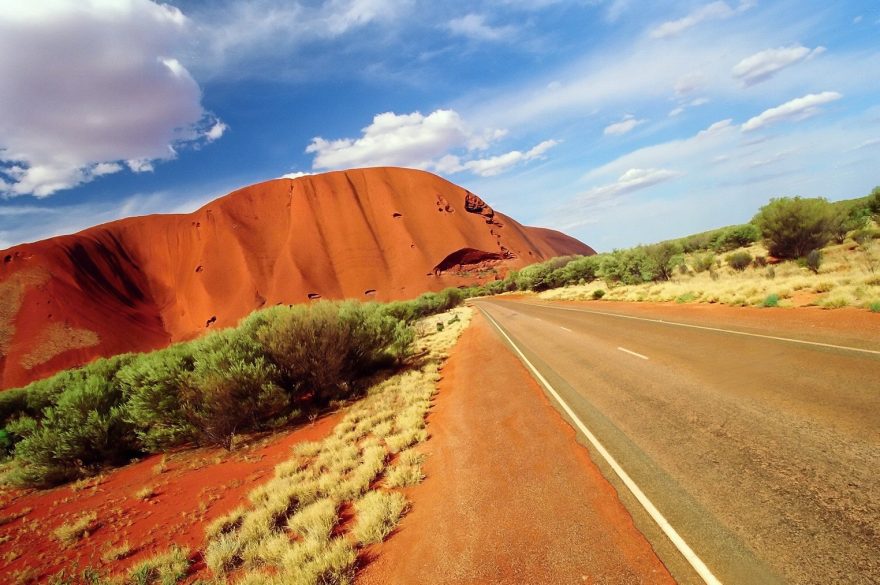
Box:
[356, 312, 674, 585]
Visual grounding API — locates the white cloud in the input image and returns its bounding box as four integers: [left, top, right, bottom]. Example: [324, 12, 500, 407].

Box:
[650, 0, 754, 39]
[0, 0, 223, 197]
[281, 171, 313, 179]
[741, 91, 843, 132]
[205, 121, 228, 142]
[304, 108, 558, 178]
[447, 14, 516, 41]
[699, 119, 734, 137]
[306, 110, 473, 170]
[732, 45, 825, 86]
[604, 115, 645, 136]
[459, 139, 560, 177]
[580, 168, 683, 204]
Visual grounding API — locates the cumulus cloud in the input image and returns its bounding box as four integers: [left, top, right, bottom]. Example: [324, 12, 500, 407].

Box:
[741, 91, 843, 132]
[581, 168, 683, 204]
[0, 0, 224, 197]
[305, 109, 557, 177]
[650, 0, 754, 39]
[732, 45, 826, 86]
[447, 14, 516, 41]
[604, 115, 645, 136]
[306, 110, 473, 170]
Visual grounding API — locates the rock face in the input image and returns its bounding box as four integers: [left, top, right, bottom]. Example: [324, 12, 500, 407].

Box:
[0, 167, 593, 389]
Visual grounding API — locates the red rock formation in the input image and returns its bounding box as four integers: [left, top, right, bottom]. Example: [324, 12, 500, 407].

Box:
[0, 167, 593, 389]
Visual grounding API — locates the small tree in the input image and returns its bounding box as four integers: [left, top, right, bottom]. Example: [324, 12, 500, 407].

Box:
[869, 186, 880, 219]
[752, 196, 834, 259]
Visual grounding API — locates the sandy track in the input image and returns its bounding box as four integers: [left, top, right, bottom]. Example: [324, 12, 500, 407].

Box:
[357, 313, 674, 585]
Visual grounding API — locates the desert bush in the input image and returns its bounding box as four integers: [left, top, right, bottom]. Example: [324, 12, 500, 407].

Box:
[752, 196, 835, 259]
[726, 251, 753, 271]
[256, 302, 409, 406]
[179, 331, 289, 449]
[592, 289, 605, 300]
[9, 375, 137, 486]
[119, 345, 197, 452]
[828, 201, 871, 243]
[712, 224, 761, 252]
[762, 293, 780, 308]
[868, 186, 880, 219]
[692, 253, 716, 273]
[804, 249, 822, 274]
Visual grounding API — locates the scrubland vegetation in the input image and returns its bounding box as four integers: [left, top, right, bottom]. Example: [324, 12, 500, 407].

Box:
[466, 188, 880, 311]
[19, 307, 470, 585]
[0, 288, 466, 487]
[199, 308, 470, 584]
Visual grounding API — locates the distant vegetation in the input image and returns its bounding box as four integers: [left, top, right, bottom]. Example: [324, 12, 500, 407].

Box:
[0, 289, 466, 487]
[463, 186, 880, 310]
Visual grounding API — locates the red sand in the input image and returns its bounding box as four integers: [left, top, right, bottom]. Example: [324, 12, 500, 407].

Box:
[0, 167, 592, 390]
[357, 313, 674, 585]
[0, 413, 339, 583]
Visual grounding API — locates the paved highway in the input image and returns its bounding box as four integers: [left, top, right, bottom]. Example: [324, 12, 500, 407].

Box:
[474, 298, 880, 585]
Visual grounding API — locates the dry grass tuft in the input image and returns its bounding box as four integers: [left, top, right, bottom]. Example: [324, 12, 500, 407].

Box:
[53, 512, 98, 545]
[125, 545, 189, 584]
[351, 490, 409, 545]
[101, 541, 134, 562]
[134, 486, 156, 500]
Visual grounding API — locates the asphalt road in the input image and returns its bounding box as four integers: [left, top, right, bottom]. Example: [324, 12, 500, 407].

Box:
[473, 297, 880, 585]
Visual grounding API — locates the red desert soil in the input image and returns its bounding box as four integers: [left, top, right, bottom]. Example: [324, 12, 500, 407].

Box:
[0, 413, 340, 583]
[0, 167, 592, 390]
[357, 313, 674, 585]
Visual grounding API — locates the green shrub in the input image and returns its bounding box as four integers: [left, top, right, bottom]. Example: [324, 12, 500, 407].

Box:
[592, 289, 605, 300]
[692, 253, 716, 273]
[752, 196, 835, 259]
[868, 186, 880, 219]
[868, 301, 880, 313]
[762, 293, 780, 308]
[180, 332, 289, 449]
[9, 375, 137, 486]
[726, 251, 752, 271]
[119, 346, 197, 452]
[804, 249, 822, 274]
[256, 302, 409, 405]
[712, 224, 760, 252]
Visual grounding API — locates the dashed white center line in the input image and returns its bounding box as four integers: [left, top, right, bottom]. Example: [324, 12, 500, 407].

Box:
[618, 346, 649, 360]
[560, 326, 572, 332]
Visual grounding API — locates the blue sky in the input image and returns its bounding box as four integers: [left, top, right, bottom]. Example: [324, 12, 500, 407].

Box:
[1, 0, 878, 252]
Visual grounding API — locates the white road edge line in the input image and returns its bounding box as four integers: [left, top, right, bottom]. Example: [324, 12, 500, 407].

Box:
[479, 307, 723, 585]
[522, 302, 880, 356]
[560, 326, 573, 332]
[618, 346, 649, 360]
